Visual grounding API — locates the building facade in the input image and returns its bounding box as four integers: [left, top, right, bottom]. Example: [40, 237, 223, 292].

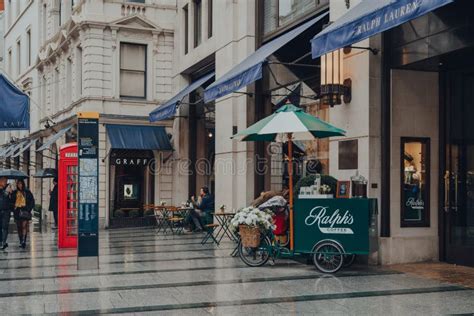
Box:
[1, 0, 177, 228]
[162, 0, 473, 268]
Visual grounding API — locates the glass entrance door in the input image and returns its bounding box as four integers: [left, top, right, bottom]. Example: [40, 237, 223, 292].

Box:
[443, 70, 474, 266]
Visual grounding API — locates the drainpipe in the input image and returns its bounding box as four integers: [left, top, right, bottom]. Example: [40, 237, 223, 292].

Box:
[380, 32, 391, 238]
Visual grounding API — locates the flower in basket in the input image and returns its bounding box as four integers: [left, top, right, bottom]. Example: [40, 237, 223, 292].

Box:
[231, 207, 275, 248]
[320, 184, 331, 194]
[230, 207, 275, 233]
[160, 200, 167, 206]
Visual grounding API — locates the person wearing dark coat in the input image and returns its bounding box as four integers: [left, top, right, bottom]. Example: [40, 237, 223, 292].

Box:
[0, 177, 13, 250]
[12, 179, 35, 249]
[186, 186, 215, 232]
[49, 178, 58, 229]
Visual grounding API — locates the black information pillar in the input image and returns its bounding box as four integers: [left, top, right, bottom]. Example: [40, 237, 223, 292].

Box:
[77, 112, 99, 270]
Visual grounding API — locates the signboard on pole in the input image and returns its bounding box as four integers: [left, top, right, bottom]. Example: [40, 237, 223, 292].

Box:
[77, 112, 99, 270]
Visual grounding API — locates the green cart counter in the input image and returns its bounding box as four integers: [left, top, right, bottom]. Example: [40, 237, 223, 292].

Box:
[294, 198, 378, 255]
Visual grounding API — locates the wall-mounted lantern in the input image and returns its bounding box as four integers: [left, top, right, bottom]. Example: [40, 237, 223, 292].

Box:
[320, 49, 352, 107]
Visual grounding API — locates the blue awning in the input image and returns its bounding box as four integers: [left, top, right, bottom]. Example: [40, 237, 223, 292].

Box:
[106, 125, 172, 151]
[311, 0, 454, 59]
[11, 138, 37, 158]
[149, 72, 215, 122]
[36, 126, 73, 152]
[0, 74, 30, 130]
[204, 12, 328, 103]
[0, 146, 9, 157]
[1, 142, 23, 159]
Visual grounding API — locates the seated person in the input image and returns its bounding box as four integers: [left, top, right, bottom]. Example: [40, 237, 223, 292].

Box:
[186, 186, 215, 232]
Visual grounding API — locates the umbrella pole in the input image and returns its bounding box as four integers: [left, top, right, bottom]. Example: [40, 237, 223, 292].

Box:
[288, 133, 294, 251]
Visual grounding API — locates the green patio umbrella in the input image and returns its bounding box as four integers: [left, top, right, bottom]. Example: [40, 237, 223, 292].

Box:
[232, 103, 345, 250]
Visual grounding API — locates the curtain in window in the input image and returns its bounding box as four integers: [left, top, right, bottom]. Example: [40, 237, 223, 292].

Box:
[120, 44, 146, 98]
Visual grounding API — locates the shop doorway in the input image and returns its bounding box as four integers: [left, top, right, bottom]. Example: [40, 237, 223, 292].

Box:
[109, 150, 155, 228]
[442, 67, 474, 266]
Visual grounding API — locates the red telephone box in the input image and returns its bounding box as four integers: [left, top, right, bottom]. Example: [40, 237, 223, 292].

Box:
[58, 143, 78, 248]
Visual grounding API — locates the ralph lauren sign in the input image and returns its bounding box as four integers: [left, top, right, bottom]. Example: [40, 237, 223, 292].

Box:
[311, 0, 454, 59]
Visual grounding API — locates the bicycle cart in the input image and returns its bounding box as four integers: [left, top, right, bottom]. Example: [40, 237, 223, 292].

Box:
[238, 198, 378, 273]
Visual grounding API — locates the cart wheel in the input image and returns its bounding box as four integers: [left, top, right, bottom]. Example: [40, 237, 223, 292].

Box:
[343, 254, 356, 268]
[238, 235, 271, 267]
[312, 240, 344, 273]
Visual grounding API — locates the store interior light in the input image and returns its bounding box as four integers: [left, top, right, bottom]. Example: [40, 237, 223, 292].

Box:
[208, 132, 213, 138]
[320, 49, 352, 107]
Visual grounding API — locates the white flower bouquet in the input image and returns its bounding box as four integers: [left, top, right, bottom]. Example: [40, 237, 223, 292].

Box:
[230, 207, 275, 233]
[231, 207, 275, 248]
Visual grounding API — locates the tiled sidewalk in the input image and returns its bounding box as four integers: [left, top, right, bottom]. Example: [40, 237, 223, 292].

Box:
[390, 262, 474, 289]
[0, 227, 472, 315]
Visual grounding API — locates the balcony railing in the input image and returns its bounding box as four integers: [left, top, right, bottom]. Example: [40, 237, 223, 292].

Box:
[121, 2, 146, 16]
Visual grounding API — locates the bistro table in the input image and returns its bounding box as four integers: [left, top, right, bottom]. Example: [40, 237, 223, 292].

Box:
[213, 211, 237, 243]
[167, 206, 194, 235]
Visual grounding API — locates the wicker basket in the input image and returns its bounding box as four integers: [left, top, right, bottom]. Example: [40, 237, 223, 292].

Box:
[239, 225, 261, 248]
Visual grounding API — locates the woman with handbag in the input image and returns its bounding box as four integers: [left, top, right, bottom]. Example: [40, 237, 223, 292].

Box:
[13, 179, 35, 249]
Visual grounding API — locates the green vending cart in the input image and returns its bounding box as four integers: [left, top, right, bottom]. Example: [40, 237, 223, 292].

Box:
[238, 198, 378, 273]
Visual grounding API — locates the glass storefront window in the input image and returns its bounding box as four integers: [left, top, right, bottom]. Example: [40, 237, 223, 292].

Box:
[401, 137, 430, 227]
[263, 0, 328, 37]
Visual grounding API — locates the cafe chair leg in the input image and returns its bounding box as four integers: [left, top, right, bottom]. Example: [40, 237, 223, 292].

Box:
[201, 224, 220, 245]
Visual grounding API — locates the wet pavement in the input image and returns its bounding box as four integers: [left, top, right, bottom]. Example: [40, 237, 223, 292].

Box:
[0, 226, 473, 315]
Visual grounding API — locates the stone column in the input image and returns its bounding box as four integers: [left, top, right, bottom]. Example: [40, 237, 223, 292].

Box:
[214, 0, 257, 210]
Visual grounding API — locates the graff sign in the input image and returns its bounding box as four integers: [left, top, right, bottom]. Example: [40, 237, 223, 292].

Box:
[305, 206, 355, 234]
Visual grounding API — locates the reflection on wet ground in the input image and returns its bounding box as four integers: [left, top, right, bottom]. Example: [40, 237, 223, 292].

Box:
[390, 262, 474, 289]
[0, 226, 472, 315]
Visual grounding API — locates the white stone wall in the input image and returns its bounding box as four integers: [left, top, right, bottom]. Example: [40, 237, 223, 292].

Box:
[379, 70, 439, 264]
[0, 11, 4, 71]
[171, 0, 258, 209]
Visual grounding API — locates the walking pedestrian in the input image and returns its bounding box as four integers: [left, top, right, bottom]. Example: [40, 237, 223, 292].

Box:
[49, 178, 58, 229]
[0, 177, 13, 250]
[12, 179, 35, 249]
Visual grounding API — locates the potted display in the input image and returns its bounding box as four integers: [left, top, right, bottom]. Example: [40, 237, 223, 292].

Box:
[230, 207, 274, 248]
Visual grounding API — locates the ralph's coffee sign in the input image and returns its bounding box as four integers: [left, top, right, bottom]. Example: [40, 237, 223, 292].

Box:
[305, 206, 355, 235]
[112, 158, 150, 166]
[294, 198, 372, 254]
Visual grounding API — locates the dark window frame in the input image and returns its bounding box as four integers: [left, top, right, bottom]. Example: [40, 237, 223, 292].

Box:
[184, 4, 189, 54]
[400, 137, 431, 227]
[26, 28, 31, 67]
[119, 42, 147, 99]
[260, 0, 329, 42]
[194, 0, 202, 48]
[208, 0, 213, 38]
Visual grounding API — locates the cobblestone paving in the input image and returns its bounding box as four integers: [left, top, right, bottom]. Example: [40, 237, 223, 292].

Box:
[0, 227, 473, 315]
